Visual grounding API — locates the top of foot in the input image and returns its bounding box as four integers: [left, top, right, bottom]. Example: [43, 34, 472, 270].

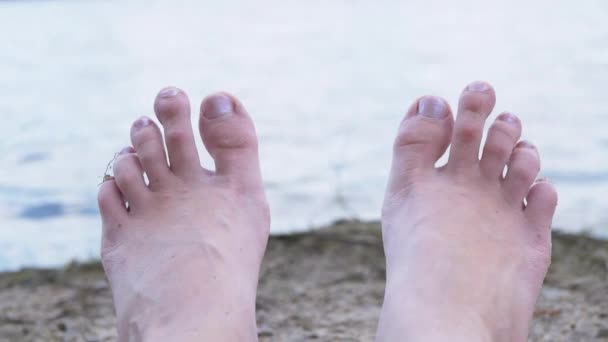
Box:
[98, 87, 269, 341]
[377, 81, 558, 342]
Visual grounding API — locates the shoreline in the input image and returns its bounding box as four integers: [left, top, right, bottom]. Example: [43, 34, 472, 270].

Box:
[0, 220, 607, 341]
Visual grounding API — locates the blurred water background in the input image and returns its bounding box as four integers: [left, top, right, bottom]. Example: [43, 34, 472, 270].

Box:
[1, 0, 607, 271]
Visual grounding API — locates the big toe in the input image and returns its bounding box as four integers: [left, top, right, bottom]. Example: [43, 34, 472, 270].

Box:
[386, 96, 453, 195]
[199, 93, 263, 191]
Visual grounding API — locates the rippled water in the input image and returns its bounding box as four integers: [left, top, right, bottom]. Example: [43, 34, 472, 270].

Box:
[1, 0, 607, 271]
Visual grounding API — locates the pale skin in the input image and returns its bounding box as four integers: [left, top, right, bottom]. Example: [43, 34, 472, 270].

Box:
[98, 88, 269, 341]
[377, 81, 557, 341]
[98, 81, 557, 341]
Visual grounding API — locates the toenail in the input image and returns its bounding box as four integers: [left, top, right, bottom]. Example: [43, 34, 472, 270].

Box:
[517, 140, 536, 149]
[203, 94, 234, 119]
[133, 117, 152, 130]
[498, 112, 518, 124]
[417, 96, 447, 119]
[119, 147, 135, 155]
[158, 86, 179, 98]
[466, 81, 491, 93]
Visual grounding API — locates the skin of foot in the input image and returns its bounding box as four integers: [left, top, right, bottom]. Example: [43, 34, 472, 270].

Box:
[97, 87, 270, 341]
[376, 81, 558, 342]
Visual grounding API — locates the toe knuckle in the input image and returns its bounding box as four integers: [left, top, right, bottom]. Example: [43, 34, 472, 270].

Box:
[392, 120, 441, 150]
[132, 128, 157, 146]
[460, 96, 486, 112]
[165, 128, 189, 145]
[135, 142, 162, 163]
[537, 183, 558, 201]
[516, 149, 541, 170]
[155, 103, 183, 121]
[220, 133, 255, 150]
[509, 165, 537, 184]
[455, 121, 481, 143]
[484, 139, 512, 158]
[209, 122, 258, 150]
[113, 154, 136, 174]
[112, 155, 127, 173]
[490, 123, 519, 143]
[393, 130, 424, 149]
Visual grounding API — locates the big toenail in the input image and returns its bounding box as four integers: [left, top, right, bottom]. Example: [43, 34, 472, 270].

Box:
[417, 96, 447, 119]
[466, 81, 490, 93]
[498, 112, 518, 123]
[204, 94, 234, 119]
[133, 117, 152, 130]
[158, 86, 179, 98]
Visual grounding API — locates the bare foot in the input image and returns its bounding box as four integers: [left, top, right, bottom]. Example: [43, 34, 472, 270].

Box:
[376, 81, 558, 342]
[97, 87, 269, 341]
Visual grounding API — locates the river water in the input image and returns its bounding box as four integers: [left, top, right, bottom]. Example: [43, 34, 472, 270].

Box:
[1, 0, 607, 271]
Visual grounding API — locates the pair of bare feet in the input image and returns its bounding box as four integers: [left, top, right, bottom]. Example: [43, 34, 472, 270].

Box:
[97, 81, 557, 341]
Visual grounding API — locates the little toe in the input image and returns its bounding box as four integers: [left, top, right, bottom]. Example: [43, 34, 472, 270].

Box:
[448, 81, 497, 169]
[480, 112, 522, 179]
[98, 177, 128, 246]
[112, 147, 149, 208]
[199, 93, 263, 191]
[387, 96, 453, 190]
[154, 87, 202, 179]
[503, 141, 540, 203]
[525, 179, 558, 239]
[98, 177, 127, 223]
[130, 116, 171, 188]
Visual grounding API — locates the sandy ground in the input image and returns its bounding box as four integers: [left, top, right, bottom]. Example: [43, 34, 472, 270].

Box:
[0, 220, 606, 341]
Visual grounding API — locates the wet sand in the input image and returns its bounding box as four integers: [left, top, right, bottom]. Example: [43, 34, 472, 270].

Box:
[0, 220, 606, 341]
